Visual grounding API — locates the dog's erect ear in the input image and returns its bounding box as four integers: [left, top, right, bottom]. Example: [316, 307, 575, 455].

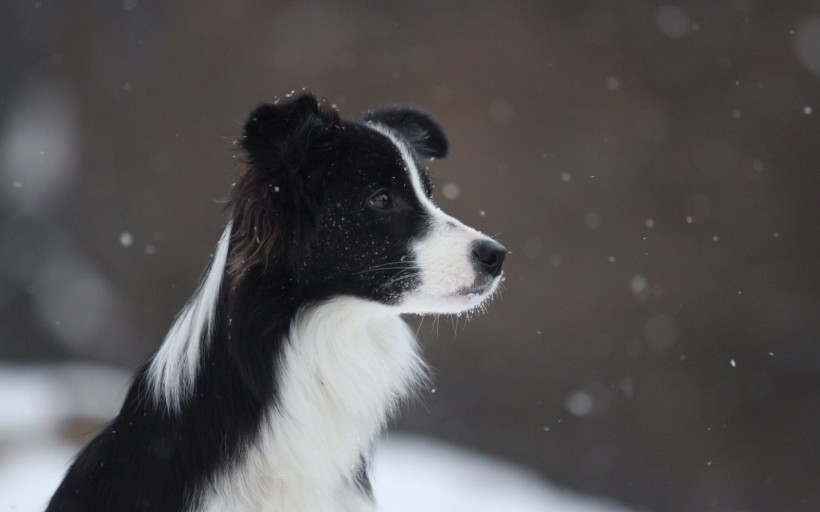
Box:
[229, 93, 340, 276]
[364, 106, 448, 159]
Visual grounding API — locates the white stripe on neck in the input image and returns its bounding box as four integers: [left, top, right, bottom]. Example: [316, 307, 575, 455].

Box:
[147, 222, 232, 413]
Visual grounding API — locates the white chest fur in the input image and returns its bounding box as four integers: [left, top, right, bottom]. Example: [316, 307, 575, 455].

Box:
[201, 298, 425, 512]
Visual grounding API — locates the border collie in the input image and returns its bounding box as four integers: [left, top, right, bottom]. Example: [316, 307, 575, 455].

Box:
[47, 93, 506, 512]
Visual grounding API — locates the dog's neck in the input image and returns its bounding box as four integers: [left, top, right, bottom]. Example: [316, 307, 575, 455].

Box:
[200, 298, 425, 511]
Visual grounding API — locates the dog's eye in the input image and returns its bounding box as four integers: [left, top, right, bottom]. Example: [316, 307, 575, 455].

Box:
[368, 190, 393, 210]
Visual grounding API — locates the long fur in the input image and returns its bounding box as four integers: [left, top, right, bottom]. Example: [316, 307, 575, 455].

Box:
[47, 93, 505, 512]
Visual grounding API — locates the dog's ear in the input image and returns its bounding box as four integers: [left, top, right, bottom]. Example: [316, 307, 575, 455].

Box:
[229, 93, 340, 276]
[241, 93, 339, 186]
[364, 106, 448, 159]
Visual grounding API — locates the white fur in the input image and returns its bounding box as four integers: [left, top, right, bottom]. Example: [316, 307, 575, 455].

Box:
[366, 123, 502, 314]
[146, 222, 232, 413]
[199, 298, 426, 512]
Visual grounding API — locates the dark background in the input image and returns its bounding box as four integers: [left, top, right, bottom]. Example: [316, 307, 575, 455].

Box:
[2, 2, 819, 511]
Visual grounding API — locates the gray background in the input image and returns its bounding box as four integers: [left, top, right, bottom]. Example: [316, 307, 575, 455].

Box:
[2, 2, 819, 511]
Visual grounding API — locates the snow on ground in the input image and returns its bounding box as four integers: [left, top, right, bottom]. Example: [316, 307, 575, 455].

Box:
[0, 364, 635, 512]
[374, 436, 636, 512]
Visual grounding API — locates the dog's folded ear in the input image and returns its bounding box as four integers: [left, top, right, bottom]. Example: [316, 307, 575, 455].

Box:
[241, 93, 340, 185]
[364, 107, 448, 159]
[230, 93, 340, 276]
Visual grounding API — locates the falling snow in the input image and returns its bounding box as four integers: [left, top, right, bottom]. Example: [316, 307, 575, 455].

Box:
[442, 183, 461, 200]
[119, 232, 133, 248]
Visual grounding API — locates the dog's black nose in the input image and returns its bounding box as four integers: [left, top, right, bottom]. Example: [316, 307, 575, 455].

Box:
[472, 239, 507, 278]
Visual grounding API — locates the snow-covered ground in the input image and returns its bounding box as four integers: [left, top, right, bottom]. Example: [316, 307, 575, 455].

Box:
[0, 364, 636, 512]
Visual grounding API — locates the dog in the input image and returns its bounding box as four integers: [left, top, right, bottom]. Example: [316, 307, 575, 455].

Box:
[47, 92, 506, 512]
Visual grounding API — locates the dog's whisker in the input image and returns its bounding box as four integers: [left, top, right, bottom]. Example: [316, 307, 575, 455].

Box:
[354, 260, 416, 274]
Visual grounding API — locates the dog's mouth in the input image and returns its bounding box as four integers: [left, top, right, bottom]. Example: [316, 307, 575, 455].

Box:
[397, 272, 502, 315]
[451, 274, 500, 299]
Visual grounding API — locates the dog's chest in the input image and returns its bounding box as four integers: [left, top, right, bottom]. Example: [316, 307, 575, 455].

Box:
[201, 299, 424, 511]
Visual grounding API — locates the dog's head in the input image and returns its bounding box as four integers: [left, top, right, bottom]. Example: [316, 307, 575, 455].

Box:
[230, 92, 505, 315]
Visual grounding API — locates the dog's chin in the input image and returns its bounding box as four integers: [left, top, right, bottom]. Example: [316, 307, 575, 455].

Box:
[396, 275, 501, 315]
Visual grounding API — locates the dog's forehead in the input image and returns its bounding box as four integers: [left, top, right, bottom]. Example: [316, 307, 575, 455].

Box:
[345, 123, 404, 168]
[343, 120, 433, 198]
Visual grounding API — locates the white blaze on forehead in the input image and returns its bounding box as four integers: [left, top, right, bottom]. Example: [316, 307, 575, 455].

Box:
[365, 122, 463, 227]
[365, 122, 499, 315]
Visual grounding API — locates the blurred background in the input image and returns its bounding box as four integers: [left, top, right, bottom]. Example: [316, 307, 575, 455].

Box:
[2, 1, 819, 511]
